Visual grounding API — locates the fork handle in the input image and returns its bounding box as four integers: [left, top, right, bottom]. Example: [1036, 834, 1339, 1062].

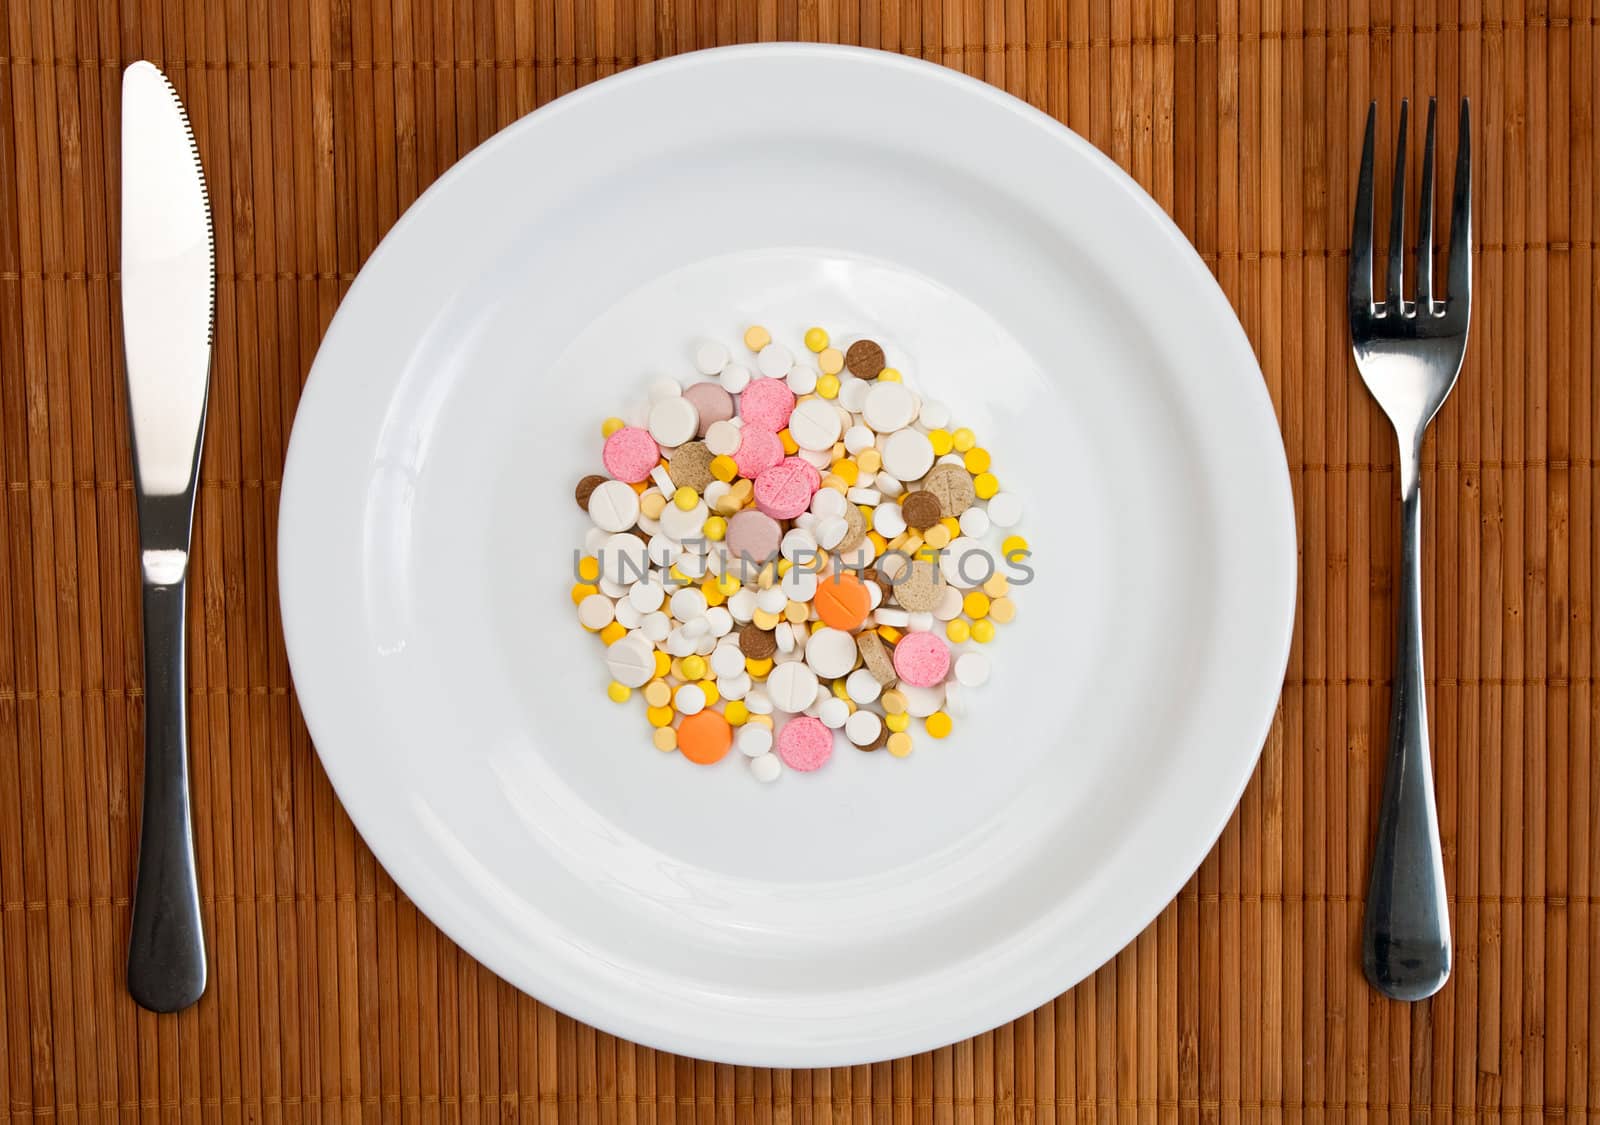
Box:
[1362, 483, 1451, 1000]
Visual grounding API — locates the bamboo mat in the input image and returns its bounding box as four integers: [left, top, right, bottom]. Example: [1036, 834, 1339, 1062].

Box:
[2, 0, 1596, 1120]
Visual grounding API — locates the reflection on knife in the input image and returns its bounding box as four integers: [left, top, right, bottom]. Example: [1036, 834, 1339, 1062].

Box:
[120, 59, 215, 1013]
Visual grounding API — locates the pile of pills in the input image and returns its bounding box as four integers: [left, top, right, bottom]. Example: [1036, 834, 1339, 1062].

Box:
[570, 325, 1028, 784]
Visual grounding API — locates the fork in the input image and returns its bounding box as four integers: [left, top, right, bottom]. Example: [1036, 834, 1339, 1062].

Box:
[1349, 96, 1471, 1001]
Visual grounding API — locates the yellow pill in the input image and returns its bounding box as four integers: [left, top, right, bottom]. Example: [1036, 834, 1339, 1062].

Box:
[715, 573, 741, 596]
[859, 504, 874, 530]
[818, 347, 844, 375]
[644, 680, 672, 707]
[989, 596, 1016, 623]
[709, 455, 739, 483]
[927, 429, 953, 456]
[777, 558, 793, 576]
[923, 525, 951, 550]
[725, 700, 749, 726]
[882, 689, 908, 715]
[878, 367, 902, 383]
[877, 625, 903, 644]
[744, 325, 771, 351]
[577, 556, 601, 582]
[607, 682, 632, 704]
[631, 479, 650, 494]
[1001, 535, 1030, 558]
[887, 732, 914, 757]
[752, 609, 780, 630]
[601, 416, 625, 437]
[867, 531, 888, 556]
[983, 573, 1010, 598]
[830, 460, 860, 486]
[925, 712, 953, 739]
[746, 656, 773, 677]
[779, 429, 799, 455]
[652, 727, 678, 752]
[756, 563, 777, 588]
[647, 705, 675, 728]
[745, 713, 774, 730]
[822, 474, 849, 493]
[571, 582, 598, 605]
[952, 427, 976, 452]
[699, 680, 720, 706]
[963, 447, 991, 474]
[785, 601, 810, 624]
[973, 472, 1000, 500]
[680, 655, 707, 681]
[804, 326, 830, 352]
[856, 448, 882, 474]
[964, 592, 991, 619]
[670, 658, 688, 681]
[832, 679, 852, 701]
[885, 711, 910, 733]
[703, 516, 727, 542]
[599, 622, 626, 645]
[971, 619, 997, 644]
[640, 490, 667, 519]
[673, 486, 699, 511]
[702, 582, 726, 608]
[669, 565, 692, 585]
[946, 619, 971, 643]
[816, 373, 841, 399]
[714, 493, 743, 516]
[940, 517, 961, 536]
[653, 651, 671, 678]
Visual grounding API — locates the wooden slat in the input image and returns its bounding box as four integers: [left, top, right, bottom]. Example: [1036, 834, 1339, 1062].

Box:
[2, 3, 1597, 1121]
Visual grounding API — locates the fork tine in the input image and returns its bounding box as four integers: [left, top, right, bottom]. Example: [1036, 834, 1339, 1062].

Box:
[1385, 99, 1409, 316]
[1447, 97, 1471, 307]
[1349, 102, 1377, 318]
[1415, 98, 1438, 310]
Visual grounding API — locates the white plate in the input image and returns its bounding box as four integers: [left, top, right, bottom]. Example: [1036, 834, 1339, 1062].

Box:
[279, 45, 1295, 1066]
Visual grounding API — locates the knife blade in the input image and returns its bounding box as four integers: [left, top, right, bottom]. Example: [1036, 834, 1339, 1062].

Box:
[120, 59, 214, 1013]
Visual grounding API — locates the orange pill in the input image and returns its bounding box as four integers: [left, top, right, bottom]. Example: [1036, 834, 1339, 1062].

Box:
[813, 572, 872, 630]
[677, 710, 733, 765]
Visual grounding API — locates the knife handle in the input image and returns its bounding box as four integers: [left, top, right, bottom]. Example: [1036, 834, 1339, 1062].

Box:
[128, 566, 207, 1012]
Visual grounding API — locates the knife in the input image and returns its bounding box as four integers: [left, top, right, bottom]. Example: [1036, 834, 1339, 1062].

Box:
[121, 60, 215, 1013]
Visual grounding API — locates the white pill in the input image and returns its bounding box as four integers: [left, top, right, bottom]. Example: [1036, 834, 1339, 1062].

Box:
[881, 429, 935, 481]
[943, 682, 968, 718]
[757, 343, 793, 379]
[720, 362, 753, 394]
[644, 535, 675, 568]
[670, 587, 708, 621]
[756, 587, 788, 614]
[959, 506, 992, 537]
[875, 473, 904, 497]
[745, 688, 773, 715]
[728, 589, 758, 622]
[681, 617, 709, 640]
[660, 499, 708, 542]
[636, 515, 662, 538]
[695, 633, 716, 655]
[844, 710, 882, 747]
[598, 576, 629, 599]
[793, 513, 818, 534]
[816, 515, 848, 550]
[665, 629, 696, 657]
[695, 340, 730, 376]
[873, 502, 906, 538]
[934, 585, 964, 621]
[647, 376, 682, 403]
[843, 425, 876, 455]
[650, 465, 676, 494]
[599, 533, 651, 585]
[711, 645, 746, 679]
[774, 647, 803, 665]
[577, 594, 615, 630]
[941, 536, 995, 589]
[604, 635, 656, 688]
[838, 377, 871, 412]
[804, 627, 859, 679]
[719, 672, 751, 699]
[818, 697, 850, 729]
[629, 581, 666, 613]
[917, 399, 951, 429]
[705, 607, 733, 636]
[786, 364, 819, 395]
[866, 581, 883, 609]
[750, 752, 783, 783]
[705, 420, 741, 456]
[788, 398, 841, 451]
[847, 487, 882, 506]
[587, 480, 640, 532]
[675, 684, 707, 716]
[938, 452, 966, 467]
[703, 480, 731, 508]
[845, 668, 882, 704]
[781, 566, 819, 602]
[901, 682, 946, 717]
[766, 662, 819, 712]
[836, 540, 875, 571]
[863, 382, 918, 432]
[675, 552, 708, 579]
[737, 724, 773, 758]
[781, 528, 819, 561]
[648, 396, 699, 447]
[584, 526, 610, 554]
[798, 448, 833, 470]
[614, 599, 643, 629]
[774, 621, 795, 654]
[811, 488, 848, 519]
[907, 611, 934, 632]
[986, 492, 1023, 527]
[874, 607, 909, 627]
[640, 611, 671, 641]
[955, 652, 992, 687]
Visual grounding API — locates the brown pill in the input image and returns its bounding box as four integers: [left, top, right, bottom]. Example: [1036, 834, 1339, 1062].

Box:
[856, 631, 898, 686]
[844, 339, 886, 379]
[891, 560, 945, 612]
[575, 474, 607, 511]
[834, 500, 868, 554]
[899, 490, 943, 531]
[667, 441, 715, 491]
[862, 723, 891, 751]
[920, 464, 976, 517]
[738, 623, 777, 660]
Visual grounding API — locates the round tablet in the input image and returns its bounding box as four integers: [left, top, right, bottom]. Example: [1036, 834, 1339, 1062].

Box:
[838, 377, 871, 413]
[586, 479, 640, 532]
[599, 532, 651, 586]
[737, 724, 773, 758]
[813, 573, 871, 631]
[694, 339, 730, 375]
[845, 709, 883, 747]
[811, 488, 848, 519]
[648, 396, 699, 447]
[682, 383, 734, 435]
[749, 752, 783, 782]
[712, 645, 746, 679]
[575, 474, 607, 510]
[720, 362, 753, 394]
[659, 499, 708, 542]
[669, 586, 708, 622]
[804, 628, 859, 679]
[891, 560, 945, 612]
[899, 490, 943, 531]
[959, 506, 992, 537]
[781, 566, 819, 603]
[881, 429, 935, 481]
[677, 710, 732, 765]
[955, 651, 992, 687]
[892, 631, 951, 687]
[776, 716, 833, 771]
[786, 364, 819, 395]
[739, 377, 796, 432]
[725, 509, 782, 564]
[845, 668, 882, 704]
[941, 536, 995, 589]
[843, 425, 875, 455]
[767, 662, 820, 713]
[986, 491, 1023, 527]
[601, 426, 660, 483]
[675, 683, 707, 716]
[757, 343, 794, 379]
[817, 697, 850, 729]
[753, 457, 820, 520]
[844, 339, 885, 379]
[577, 594, 615, 630]
[863, 381, 918, 432]
[918, 400, 951, 429]
[705, 419, 742, 456]
[788, 399, 842, 451]
[922, 464, 977, 517]
[732, 425, 784, 478]
[647, 377, 682, 403]
[604, 635, 656, 687]
[900, 683, 946, 718]
[666, 441, 715, 491]
[815, 515, 848, 549]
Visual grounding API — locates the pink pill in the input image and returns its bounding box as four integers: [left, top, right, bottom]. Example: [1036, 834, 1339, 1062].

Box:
[602, 426, 660, 483]
[739, 377, 796, 432]
[892, 631, 951, 687]
[777, 716, 833, 772]
[683, 382, 734, 436]
[753, 457, 821, 520]
[732, 426, 784, 478]
[724, 509, 782, 566]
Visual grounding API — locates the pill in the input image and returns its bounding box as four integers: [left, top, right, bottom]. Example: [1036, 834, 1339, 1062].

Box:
[846, 487, 882, 506]
[756, 586, 788, 614]
[781, 566, 819, 602]
[667, 441, 716, 492]
[586, 480, 640, 532]
[787, 364, 819, 395]
[602, 426, 661, 483]
[918, 400, 951, 429]
[744, 325, 771, 351]
[675, 683, 707, 716]
[645, 534, 676, 567]
[880, 429, 935, 481]
[754, 457, 820, 520]
[900, 682, 946, 717]
[940, 536, 994, 589]
[670, 587, 708, 621]
[767, 662, 820, 712]
[932, 585, 964, 621]
[921, 464, 976, 517]
[575, 474, 608, 510]
[844, 339, 886, 379]
[695, 340, 731, 375]
[811, 488, 848, 520]
[774, 621, 796, 653]
[891, 560, 945, 613]
[875, 473, 904, 497]
[720, 672, 751, 699]
[648, 396, 699, 448]
[959, 506, 991, 537]
[745, 688, 773, 714]
[899, 490, 944, 531]
[788, 398, 842, 451]
[780, 527, 819, 561]
[892, 631, 951, 687]
[599, 532, 651, 585]
[650, 466, 677, 495]
[815, 515, 848, 550]
[682, 383, 734, 437]
[705, 420, 742, 457]
[737, 724, 773, 758]
[925, 712, 953, 739]
[614, 598, 643, 628]
[989, 597, 1016, 623]
[804, 627, 859, 679]
[732, 423, 784, 478]
[986, 491, 1022, 527]
[604, 634, 656, 687]
[728, 588, 758, 622]
[711, 645, 746, 679]
[856, 631, 898, 686]
[843, 425, 875, 455]
[598, 577, 629, 599]
[874, 607, 909, 627]
[738, 622, 777, 660]
[743, 751, 779, 781]
[677, 710, 732, 764]
[863, 381, 918, 432]
[660, 499, 709, 542]
[886, 732, 913, 757]
[640, 611, 671, 641]
[647, 377, 682, 403]
[873, 502, 907, 538]
[955, 652, 992, 687]
[818, 697, 850, 729]
[942, 682, 968, 718]
[776, 715, 833, 771]
[842, 668, 881, 705]
[578, 593, 618, 631]
[845, 709, 883, 747]
[798, 449, 833, 471]
[757, 343, 794, 379]
[720, 362, 753, 393]
[807, 572, 867, 630]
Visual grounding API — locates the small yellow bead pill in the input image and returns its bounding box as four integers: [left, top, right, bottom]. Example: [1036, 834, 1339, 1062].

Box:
[927, 429, 953, 456]
[989, 596, 1017, 623]
[653, 651, 672, 678]
[878, 368, 902, 383]
[746, 656, 773, 677]
[885, 712, 910, 733]
[881, 689, 908, 715]
[744, 325, 771, 351]
[856, 448, 882, 475]
[983, 573, 1010, 598]
[599, 622, 627, 645]
[923, 525, 951, 550]
[680, 655, 706, 681]
[804, 326, 829, 352]
[651, 728, 677, 753]
[673, 486, 698, 511]
[964, 592, 991, 619]
[925, 712, 953, 739]
[946, 619, 971, 643]
[818, 347, 844, 375]
[668, 565, 692, 585]
[951, 427, 976, 452]
[607, 682, 632, 704]
[577, 556, 601, 582]
[725, 700, 749, 726]
[816, 373, 841, 399]
[779, 429, 799, 455]
[830, 460, 860, 486]
[703, 516, 727, 542]
[971, 619, 997, 643]
[640, 490, 667, 519]
[973, 472, 1000, 500]
[715, 573, 741, 596]
[832, 678, 852, 701]
[644, 681, 672, 708]
[601, 416, 625, 437]
[963, 447, 991, 474]
[699, 680, 720, 706]
[887, 732, 914, 757]
[1001, 534, 1029, 558]
[709, 455, 738, 482]
[647, 705, 675, 728]
[571, 583, 598, 605]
